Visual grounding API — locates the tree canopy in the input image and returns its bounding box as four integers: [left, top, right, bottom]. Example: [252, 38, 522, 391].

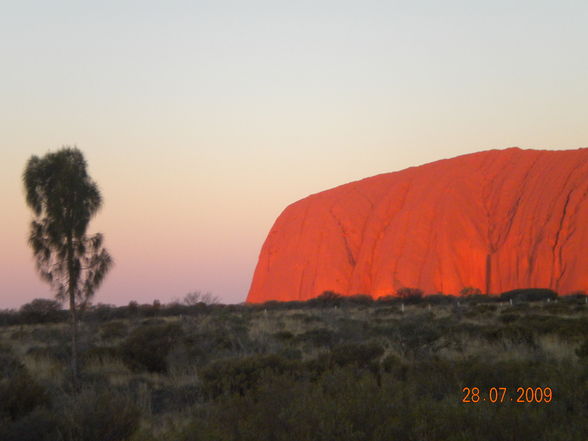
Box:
[23, 147, 112, 308]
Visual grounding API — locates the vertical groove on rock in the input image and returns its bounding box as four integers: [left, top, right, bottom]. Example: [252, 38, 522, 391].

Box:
[329, 208, 356, 267]
[552, 190, 572, 290]
[485, 254, 492, 295]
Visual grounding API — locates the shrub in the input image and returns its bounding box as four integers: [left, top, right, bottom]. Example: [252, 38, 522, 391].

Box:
[60, 389, 140, 441]
[100, 321, 128, 340]
[330, 341, 384, 369]
[460, 287, 482, 296]
[273, 331, 294, 341]
[120, 323, 183, 373]
[500, 288, 557, 303]
[381, 353, 407, 377]
[200, 354, 296, 398]
[396, 287, 424, 304]
[307, 291, 344, 307]
[499, 313, 519, 324]
[462, 293, 498, 304]
[0, 349, 25, 378]
[82, 345, 121, 364]
[0, 310, 20, 326]
[126, 301, 139, 316]
[150, 384, 200, 414]
[26, 344, 69, 362]
[0, 408, 60, 441]
[576, 339, 588, 359]
[295, 328, 338, 347]
[0, 372, 49, 420]
[87, 303, 118, 322]
[344, 294, 374, 306]
[426, 293, 457, 305]
[183, 290, 219, 306]
[376, 295, 399, 304]
[20, 298, 65, 324]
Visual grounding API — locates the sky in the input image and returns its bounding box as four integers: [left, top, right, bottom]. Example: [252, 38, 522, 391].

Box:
[1, 0, 587, 308]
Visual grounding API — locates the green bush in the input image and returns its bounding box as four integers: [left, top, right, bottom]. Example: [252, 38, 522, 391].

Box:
[0, 371, 49, 421]
[200, 354, 296, 398]
[100, 321, 128, 340]
[82, 345, 121, 364]
[330, 341, 384, 369]
[60, 389, 140, 441]
[295, 327, 338, 347]
[0, 349, 25, 378]
[120, 322, 183, 373]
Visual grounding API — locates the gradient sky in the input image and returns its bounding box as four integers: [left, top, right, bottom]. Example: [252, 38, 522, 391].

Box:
[1, 1, 587, 308]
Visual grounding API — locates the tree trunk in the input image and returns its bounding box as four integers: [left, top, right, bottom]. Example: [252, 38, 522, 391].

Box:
[70, 290, 78, 388]
[67, 233, 79, 389]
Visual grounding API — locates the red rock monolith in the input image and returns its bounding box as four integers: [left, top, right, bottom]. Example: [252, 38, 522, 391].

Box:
[247, 148, 588, 302]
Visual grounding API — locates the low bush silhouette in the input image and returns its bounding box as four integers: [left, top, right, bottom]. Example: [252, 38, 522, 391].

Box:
[200, 354, 297, 398]
[99, 320, 128, 340]
[59, 389, 140, 441]
[20, 298, 66, 324]
[396, 287, 424, 304]
[500, 288, 557, 302]
[330, 341, 384, 369]
[120, 322, 183, 372]
[344, 294, 374, 306]
[307, 291, 344, 307]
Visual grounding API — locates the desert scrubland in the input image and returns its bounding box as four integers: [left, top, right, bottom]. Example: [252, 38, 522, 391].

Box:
[1, 291, 587, 441]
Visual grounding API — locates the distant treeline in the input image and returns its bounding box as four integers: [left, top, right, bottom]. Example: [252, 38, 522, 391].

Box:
[1, 288, 586, 327]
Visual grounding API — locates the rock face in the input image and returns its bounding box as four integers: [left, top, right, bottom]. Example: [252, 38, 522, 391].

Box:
[247, 148, 588, 302]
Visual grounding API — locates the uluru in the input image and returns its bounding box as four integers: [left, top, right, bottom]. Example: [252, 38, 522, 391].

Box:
[247, 148, 588, 303]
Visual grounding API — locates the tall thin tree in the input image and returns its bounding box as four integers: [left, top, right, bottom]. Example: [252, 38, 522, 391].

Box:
[23, 147, 113, 384]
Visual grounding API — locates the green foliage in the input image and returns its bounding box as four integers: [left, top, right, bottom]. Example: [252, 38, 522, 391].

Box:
[23, 147, 113, 307]
[121, 323, 183, 372]
[3, 292, 588, 440]
[200, 354, 296, 398]
[295, 327, 338, 347]
[0, 349, 26, 378]
[330, 341, 384, 369]
[82, 345, 121, 364]
[0, 371, 49, 420]
[100, 320, 129, 340]
[23, 147, 113, 382]
[59, 389, 140, 441]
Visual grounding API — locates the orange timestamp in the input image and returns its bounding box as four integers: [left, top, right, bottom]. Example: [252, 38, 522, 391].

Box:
[462, 386, 553, 404]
